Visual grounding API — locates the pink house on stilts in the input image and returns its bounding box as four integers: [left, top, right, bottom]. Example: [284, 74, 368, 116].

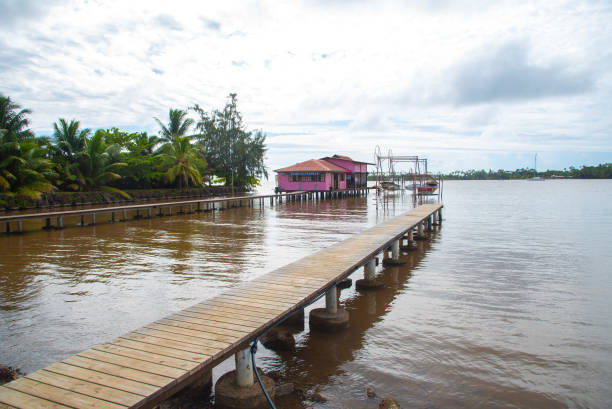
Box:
[274, 154, 370, 192]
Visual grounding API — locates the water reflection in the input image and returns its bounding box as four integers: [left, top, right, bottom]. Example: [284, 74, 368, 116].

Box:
[1, 194, 413, 373]
[3, 180, 611, 409]
[269, 238, 435, 408]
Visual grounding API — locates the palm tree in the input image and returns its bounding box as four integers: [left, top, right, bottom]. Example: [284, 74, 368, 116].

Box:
[0, 95, 34, 141]
[80, 131, 129, 198]
[159, 135, 206, 189]
[155, 108, 205, 188]
[0, 132, 56, 198]
[154, 109, 194, 142]
[52, 118, 89, 161]
[51, 118, 90, 190]
[125, 132, 160, 156]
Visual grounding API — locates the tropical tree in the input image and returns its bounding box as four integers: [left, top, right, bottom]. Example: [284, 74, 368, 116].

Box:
[155, 108, 206, 188]
[51, 118, 90, 190]
[192, 93, 267, 189]
[80, 130, 129, 197]
[158, 134, 206, 189]
[0, 96, 56, 198]
[52, 118, 88, 162]
[113, 131, 165, 188]
[0, 95, 34, 141]
[154, 109, 194, 142]
[0, 132, 56, 198]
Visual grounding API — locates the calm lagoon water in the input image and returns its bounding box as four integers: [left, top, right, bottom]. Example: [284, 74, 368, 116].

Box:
[1, 180, 611, 408]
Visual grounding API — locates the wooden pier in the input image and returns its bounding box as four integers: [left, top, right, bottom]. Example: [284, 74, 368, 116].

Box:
[0, 188, 367, 234]
[0, 203, 442, 409]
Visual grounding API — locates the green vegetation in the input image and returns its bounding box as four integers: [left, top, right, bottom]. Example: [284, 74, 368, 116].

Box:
[443, 164, 612, 180]
[0, 93, 267, 203]
[192, 93, 267, 190]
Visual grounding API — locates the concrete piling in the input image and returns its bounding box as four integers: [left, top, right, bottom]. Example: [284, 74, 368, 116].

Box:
[356, 258, 384, 290]
[383, 239, 407, 266]
[309, 285, 349, 331]
[214, 348, 275, 409]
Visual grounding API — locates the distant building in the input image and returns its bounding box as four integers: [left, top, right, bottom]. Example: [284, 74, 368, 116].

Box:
[274, 154, 370, 192]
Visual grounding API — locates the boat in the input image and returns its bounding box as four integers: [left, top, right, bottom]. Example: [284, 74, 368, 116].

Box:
[405, 178, 439, 193]
[377, 181, 401, 190]
[528, 153, 545, 181]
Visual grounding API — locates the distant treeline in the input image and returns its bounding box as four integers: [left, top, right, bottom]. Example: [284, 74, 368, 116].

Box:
[443, 163, 612, 180]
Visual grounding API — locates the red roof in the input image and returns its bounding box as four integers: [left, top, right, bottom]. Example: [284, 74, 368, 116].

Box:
[275, 159, 347, 173]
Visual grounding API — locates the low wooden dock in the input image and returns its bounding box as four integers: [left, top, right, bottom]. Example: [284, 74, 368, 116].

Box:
[0, 203, 442, 409]
[0, 188, 367, 233]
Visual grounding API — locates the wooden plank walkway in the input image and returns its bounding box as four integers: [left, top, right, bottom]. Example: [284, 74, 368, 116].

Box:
[0, 188, 367, 233]
[0, 203, 442, 409]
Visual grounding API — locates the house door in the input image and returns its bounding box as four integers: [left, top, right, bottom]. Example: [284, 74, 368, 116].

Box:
[333, 174, 339, 189]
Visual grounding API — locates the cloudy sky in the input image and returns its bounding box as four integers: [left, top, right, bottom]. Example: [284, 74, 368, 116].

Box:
[2, 0, 611, 172]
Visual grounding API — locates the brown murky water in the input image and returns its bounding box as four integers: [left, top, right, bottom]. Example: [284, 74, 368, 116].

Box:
[1, 180, 611, 408]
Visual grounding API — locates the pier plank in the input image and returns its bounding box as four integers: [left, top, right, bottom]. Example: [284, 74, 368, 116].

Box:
[92, 344, 197, 371]
[42, 362, 158, 396]
[172, 308, 266, 328]
[191, 301, 276, 319]
[62, 356, 174, 388]
[3, 377, 125, 409]
[120, 333, 222, 357]
[134, 327, 231, 350]
[77, 349, 187, 379]
[26, 370, 143, 407]
[161, 316, 247, 341]
[0, 386, 71, 409]
[108, 338, 210, 363]
[0, 203, 442, 409]
[146, 323, 237, 347]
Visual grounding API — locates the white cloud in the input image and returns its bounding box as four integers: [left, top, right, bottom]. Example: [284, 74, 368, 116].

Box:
[1, 0, 611, 171]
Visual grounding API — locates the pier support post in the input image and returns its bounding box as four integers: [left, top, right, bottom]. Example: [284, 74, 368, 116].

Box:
[122, 210, 127, 222]
[57, 216, 63, 229]
[235, 348, 253, 387]
[309, 285, 349, 331]
[401, 230, 417, 251]
[17, 220, 22, 233]
[356, 258, 384, 290]
[215, 347, 275, 409]
[383, 240, 407, 266]
[91, 213, 96, 225]
[148, 208, 152, 218]
[415, 221, 427, 240]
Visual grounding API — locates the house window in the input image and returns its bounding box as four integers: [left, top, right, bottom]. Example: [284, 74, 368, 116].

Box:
[340, 174, 345, 181]
[290, 173, 325, 182]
